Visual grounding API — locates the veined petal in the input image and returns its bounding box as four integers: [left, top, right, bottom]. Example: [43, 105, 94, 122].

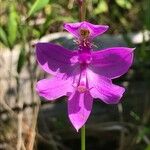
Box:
[64, 21, 109, 39]
[68, 91, 93, 132]
[85, 22, 109, 38]
[64, 22, 82, 38]
[91, 47, 134, 79]
[36, 43, 77, 75]
[88, 69, 125, 104]
[36, 75, 74, 100]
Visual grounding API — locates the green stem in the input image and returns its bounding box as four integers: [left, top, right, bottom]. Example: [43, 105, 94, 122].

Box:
[79, 1, 86, 150]
[80, 0, 86, 21]
[81, 125, 86, 150]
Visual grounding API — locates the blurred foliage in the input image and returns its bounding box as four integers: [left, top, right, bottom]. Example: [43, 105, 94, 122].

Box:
[17, 47, 26, 74]
[145, 144, 150, 150]
[94, 0, 108, 14]
[115, 0, 132, 9]
[0, 27, 8, 47]
[0, 0, 149, 42]
[7, 4, 18, 49]
[143, 0, 150, 30]
[28, 0, 50, 17]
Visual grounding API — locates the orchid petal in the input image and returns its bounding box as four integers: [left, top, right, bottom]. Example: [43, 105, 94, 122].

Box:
[64, 21, 109, 39]
[64, 22, 82, 38]
[91, 47, 134, 79]
[36, 75, 74, 100]
[68, 91, 93, 131]
[88, 69, 125, 104]
[36, 43, 77, 75]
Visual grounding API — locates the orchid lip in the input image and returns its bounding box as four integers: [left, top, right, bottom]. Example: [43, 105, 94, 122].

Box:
[64, 21, 109, 40]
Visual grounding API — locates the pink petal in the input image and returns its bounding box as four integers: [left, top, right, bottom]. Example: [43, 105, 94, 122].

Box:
[68, 91, 93, 132]
[36, 75, 74, 100]
[36, 43, 77, 75]
[91, 47, 134, 79]
[87, 69, 125, 104]
[85, 22, 109, 38]
[64, 21, 109, 39]
[64, 22, 82, 38]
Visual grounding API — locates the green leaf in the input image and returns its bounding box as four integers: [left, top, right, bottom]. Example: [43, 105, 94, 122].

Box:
[17, 48, 26, 74]
[94, 0, 108, 15]
[137, 127, 150, 143]
[144, 0, 150, 30]
[40, 15, 75, 37]
[0, 27, 8, 47]
[115, 0, 132, 9]
[28, 0, 50, 17]
[7, 5, 18, 48]
[145, 144, 150, 150]
[130, 111, 140, 121]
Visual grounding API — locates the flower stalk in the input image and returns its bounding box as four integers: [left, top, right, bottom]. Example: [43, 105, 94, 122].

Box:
[81, 125, 86, 150]
[80, 1, 86, 149]
[80, 0, 86, 21]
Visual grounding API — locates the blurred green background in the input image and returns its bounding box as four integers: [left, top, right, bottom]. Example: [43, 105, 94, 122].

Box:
[0, 0, 150, 150]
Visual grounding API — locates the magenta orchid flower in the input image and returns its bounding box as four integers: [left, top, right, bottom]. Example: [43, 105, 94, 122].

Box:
[36, 21, 134, 132]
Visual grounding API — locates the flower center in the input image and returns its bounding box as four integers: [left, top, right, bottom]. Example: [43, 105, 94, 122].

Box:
[80, 29, 90, 39]
[77, 85, 87, 93]
[77, 28, 92, 49]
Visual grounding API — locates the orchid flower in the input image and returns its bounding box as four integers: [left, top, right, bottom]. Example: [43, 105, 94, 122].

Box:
[36, 21, 134, 131]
